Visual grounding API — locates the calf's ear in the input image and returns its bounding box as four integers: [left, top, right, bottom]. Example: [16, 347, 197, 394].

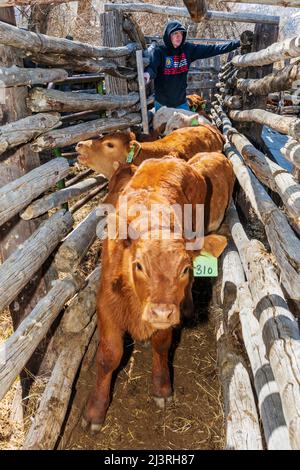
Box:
[201, 234, 227, 258]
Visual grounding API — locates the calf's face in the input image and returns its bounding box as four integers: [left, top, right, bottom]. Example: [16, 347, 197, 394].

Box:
[76, 132, 135, 177]
[130, 238, 191, 329]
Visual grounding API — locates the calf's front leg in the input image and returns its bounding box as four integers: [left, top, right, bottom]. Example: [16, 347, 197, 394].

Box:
[151, 328, 173, 409]
[82, 326, 123, 432]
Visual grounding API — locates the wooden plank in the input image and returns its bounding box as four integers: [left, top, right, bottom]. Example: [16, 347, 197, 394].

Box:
[31, 113, 141, 151]
[136, 50, 148, 134]
[105, 3, 279, 24]
[0, 158, 69, 226]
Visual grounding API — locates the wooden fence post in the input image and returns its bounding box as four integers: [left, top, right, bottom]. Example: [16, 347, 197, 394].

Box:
[242, 23, 279, 149]
[100, 10, 128, 96]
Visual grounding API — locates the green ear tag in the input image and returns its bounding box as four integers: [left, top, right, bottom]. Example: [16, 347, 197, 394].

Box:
[191, 106, 197, 112]
[126, 145, 135, 163]
[191, 117, 199, 126]
[193, 251, 218, 277]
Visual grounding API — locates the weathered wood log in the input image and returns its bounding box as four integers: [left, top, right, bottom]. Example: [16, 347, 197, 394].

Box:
[230, 109, 300, 141]
[0, 209, 73, 313]
[21, 176, 106, 220]
[0, 0, 77, 5]
[220, 0, 300, 6]
[232, 35, 300, 67]
[183, 0, 207, 21]
[0, 65, 68, 88]
[227, 128, 300, 232]
[65, 169, 93, 187]
[0, 158, 69, 227]
[281, 106, 300, 115]
[61, 267, 101, 333]
[55, 213, 106, 273]
[223, 95, 243, 110]
[0, 21, 139, 60]
[213, 102, 300, 298]
[100, 11, 128, 96]
[0, 8, 57, 384]
[0, 276, 81, 401]
[224, 142, 300, 300]
[0, 112, 61, 155]
[237, 63, 300, 96]
[22, 316, 96, 450]
[55, 74, 104, 86]
[123, 13, 147, 50]
[221, 240, 246, 314]
[31, 114, 141, 151]
[136, 49, 148, 134]
[69, 183, 108, 214]
[217, 320, 263, 450]
[226, 201, 300, 450]
[26, 53, 136, 79]
[27, 88, 139, 113]
[281, 137, 300, 169]
[105, 3, 279, 24]
[57, 328, 98, 449]
[237, 282, 292, 450]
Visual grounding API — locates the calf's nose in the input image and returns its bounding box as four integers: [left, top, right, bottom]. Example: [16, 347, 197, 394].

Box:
[150, 304, 175, 322]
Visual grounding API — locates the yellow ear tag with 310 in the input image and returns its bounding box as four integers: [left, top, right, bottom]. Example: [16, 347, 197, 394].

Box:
[193, 251, 218, 277]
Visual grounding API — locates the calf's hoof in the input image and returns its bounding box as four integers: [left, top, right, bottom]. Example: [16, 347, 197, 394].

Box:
[81, 416, 103, 434]
[153, 395, 173, 409]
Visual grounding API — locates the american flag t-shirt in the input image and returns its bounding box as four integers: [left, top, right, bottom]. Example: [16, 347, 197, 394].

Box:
[163, 53, 188, 75]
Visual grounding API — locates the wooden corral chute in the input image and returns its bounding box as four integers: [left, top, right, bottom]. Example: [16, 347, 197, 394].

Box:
[0, 0, 300, 452]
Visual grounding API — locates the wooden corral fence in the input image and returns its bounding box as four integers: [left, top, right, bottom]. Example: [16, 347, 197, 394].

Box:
[210, 23, 300, 450]
[0, 0, 300, 453]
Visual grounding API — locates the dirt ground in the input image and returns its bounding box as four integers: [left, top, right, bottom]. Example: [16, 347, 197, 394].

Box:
[61, 279, 225, 451]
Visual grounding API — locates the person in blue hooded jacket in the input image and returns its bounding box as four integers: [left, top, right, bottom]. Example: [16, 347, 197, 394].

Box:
[144, 20, 240, 111]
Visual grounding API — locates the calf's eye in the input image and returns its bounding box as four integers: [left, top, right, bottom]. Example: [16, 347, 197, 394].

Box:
[182, 266, 190, 276]
[136, 262, 143, 272]
[107, 142, 114, 148]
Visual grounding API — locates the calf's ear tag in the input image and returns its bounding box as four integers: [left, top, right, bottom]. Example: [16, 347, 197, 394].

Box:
[193, 251, 218, 277]
[126, 145, 135, 163]
[191, 106, 197, 112]
[191, 117, 199, 127]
